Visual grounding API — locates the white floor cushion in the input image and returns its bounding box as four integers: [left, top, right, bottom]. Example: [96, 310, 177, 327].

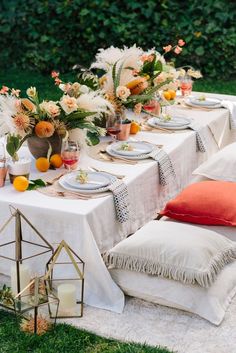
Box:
[193, 142, 236, 182]
[162, 216, 236, 242]
[110, 262, 236, 325]
[106, 221, 236, 288]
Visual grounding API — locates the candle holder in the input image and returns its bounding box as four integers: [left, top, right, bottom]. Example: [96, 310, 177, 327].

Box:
[0, 206, 53, 313]
[45, 240, 84, 319]
[14, 276, 59, 335]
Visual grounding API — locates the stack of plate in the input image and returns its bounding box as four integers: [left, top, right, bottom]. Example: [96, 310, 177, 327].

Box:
[185, 97, 222, 109]
[106, 141, 155, 160]
[59, 171, 116, 193]
[148, 116, 191, 130]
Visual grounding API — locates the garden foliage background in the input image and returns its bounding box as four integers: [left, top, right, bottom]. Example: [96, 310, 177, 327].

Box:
[0, 0, 235, 79]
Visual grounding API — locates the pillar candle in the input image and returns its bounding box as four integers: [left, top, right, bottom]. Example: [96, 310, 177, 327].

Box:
[11, 264, 31, 296]
[58, 284, 76, 310]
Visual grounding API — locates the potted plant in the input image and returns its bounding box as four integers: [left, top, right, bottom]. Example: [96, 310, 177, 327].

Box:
[6, 134, 31, 183]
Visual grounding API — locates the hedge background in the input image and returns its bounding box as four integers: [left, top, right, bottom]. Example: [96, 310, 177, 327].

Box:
[0, 0, 235, 79]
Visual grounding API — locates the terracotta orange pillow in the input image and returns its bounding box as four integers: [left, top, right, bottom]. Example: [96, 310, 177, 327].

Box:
[161, 181, 236, 226]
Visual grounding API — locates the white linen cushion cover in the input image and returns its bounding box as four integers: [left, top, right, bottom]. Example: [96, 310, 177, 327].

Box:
[109, 261, 236, 325]
[193, 142, 236, 181]
[161, 216, 236, 242]
[105, 221, 236, 287]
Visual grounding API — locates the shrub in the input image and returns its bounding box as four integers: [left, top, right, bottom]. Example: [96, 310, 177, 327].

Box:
[0, 0, 235, 78]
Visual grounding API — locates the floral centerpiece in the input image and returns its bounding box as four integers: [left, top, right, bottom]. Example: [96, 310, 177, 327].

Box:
[0, 75, 113, 161]
[91, 40, 202, 117]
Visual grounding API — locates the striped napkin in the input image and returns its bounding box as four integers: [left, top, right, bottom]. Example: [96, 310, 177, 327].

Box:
[188, 121, 207, 152]
[149, 148, 176, 186]
[108, 180, 130, 223]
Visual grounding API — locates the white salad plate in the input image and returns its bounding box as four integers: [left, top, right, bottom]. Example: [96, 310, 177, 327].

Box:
[189, 97, 221, 106]
[185, 97, 222, 109]
[59, 172, 116, 193]
[147, 117, 191, 130]
[110, 141, 154, 157]
[106, 143, 155, 160]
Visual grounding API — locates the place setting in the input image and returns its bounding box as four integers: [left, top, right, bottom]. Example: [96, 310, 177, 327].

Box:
[182, 95, 222, 110]
[40, 168, 130, 223]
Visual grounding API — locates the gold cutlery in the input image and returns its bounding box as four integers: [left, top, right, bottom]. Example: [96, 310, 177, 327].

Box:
[141, 123, 174, 134]
[89, 167, 125, 179]
[99, 151, 137, 165]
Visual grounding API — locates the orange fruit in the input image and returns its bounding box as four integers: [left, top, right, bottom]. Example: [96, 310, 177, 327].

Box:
[163, 91, 171, 100]
[50, 154, 63, 168]
[35, 157, 50, 172]
[130, 121, 140, 134]
[126, 77, 149, 95]
[35, 121, 55, 138]
[169, 90, 176, 100]
[13, 176, 29, 192]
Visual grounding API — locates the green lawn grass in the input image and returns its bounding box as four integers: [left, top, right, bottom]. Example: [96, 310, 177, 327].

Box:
[0, 69, 235, 99]
[0, 310, 172, 353]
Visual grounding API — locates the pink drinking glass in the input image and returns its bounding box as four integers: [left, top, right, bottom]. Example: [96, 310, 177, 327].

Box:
[180, 77, 193, 97]
[143, 100, 161, 116]
[61, 141, 80, 171]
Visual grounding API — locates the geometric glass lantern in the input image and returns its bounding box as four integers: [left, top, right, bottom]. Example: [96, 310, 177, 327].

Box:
[14, 276, 59, 335]
[0, 206, 53, 310]
[45, 240, 84, 319]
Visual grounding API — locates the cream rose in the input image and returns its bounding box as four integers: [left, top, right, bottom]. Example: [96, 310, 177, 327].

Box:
[60, 95, 78, 114]
[26, 86, 37, 98]
[116, 86, 131, 101]
[39, 101, 60, 118]
[187, 69, 202, 79]
[153, 72, 168, 85]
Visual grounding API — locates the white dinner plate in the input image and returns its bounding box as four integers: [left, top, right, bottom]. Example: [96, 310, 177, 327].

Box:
[147, 117, 191, 130]
[106, 144, 155, 160]
[189, 97, 221, 106]
[63, 171, 111, 190]
[59, 172, 116, 193]
[185, 97, 222, 109]
[110, 141, 154, 157]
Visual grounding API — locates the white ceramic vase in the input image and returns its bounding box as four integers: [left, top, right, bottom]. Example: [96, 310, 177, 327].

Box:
[8, 158, 31, 183]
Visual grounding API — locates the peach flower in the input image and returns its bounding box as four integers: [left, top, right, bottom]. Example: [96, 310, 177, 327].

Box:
[51, 71, 60, 78]
[116, 86, 131, 101]
[60, 95, 78, 114]
[178, 39, 185, 47]
[174, 46, 182, 54]
[134, 103, 142, 115]
[0, 86, 9, 94]
[39, 101, 60, 118]
[163, 45, 172, 53]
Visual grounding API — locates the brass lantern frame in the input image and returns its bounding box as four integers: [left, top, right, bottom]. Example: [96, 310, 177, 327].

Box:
[45, 240, 85, 319]
[0, 206, 53, 312]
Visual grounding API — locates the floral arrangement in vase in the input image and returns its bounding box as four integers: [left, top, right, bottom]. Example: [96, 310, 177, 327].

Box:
[90, 39, 202, 117]
[90, 40, 184, 116]
[0, 76, 113, 161]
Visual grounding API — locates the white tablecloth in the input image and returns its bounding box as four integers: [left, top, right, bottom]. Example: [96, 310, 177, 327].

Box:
[0, 95, 235, 313]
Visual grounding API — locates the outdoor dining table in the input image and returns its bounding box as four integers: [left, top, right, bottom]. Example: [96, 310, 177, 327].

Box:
[0, 93, 235, 314]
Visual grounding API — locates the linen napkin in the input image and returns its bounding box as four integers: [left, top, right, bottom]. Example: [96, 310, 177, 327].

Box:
[108, 180, 130, 223]
[149, 148, 176, 186]
[221, 100, 236, 129]
[188, 121, 207, 152]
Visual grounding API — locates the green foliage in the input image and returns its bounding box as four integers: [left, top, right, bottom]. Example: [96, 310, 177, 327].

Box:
[0, 310, 173, 353]
[27, 179, 46, 190]
[6, 134, 29, 161]
[0, 0, 235, 79]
